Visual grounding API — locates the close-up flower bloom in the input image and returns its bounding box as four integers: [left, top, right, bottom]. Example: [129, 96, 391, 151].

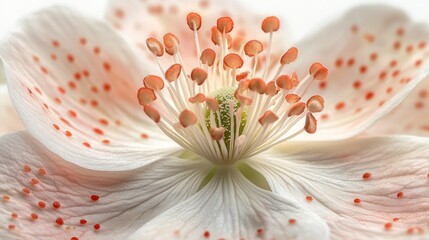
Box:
[1, 0, 429, 239]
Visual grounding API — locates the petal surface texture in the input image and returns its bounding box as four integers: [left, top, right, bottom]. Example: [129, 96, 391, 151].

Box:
[0, 131, 210, 239]
[0, 6, 178, 171]
[130, 168, 329, 240]
[367, 77, 429, 136]
[0, 84, 23, 135]
[248, 136, 429, 239]
[293, 5, 429, 140]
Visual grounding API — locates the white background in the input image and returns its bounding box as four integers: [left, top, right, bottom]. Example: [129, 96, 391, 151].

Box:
[0, 0, 429, 41]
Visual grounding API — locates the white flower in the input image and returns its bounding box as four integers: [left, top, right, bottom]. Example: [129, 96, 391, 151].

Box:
[0, 1, 429, 239]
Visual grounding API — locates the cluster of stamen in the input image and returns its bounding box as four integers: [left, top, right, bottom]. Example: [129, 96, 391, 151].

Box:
[138, 13, 328, 165]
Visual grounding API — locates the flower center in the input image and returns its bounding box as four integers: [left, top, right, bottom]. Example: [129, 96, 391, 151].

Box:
[138, 13, 328, 165]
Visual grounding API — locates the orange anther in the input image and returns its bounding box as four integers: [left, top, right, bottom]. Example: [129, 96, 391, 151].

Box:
[165, 64, 182, 82]
[209, 127, 225, 141]
[200, 48, 216, 66]
[261, 16, 280, 33]
[206, 97, 220, 111]
[211, 27, 222, 46]
[306, 95, 324, 113]
[280, 47, 298, 64]
[224, 53, 244, 69]
[258, 110, 279, 125]
[146, 38, 164, 57]
[191, 68, 208, 85]
[291, 72, 299, 86]
[217, 16, 234, 33]
[144, 105, 161, 123]
[236, 71, 249, 81]
[285, 94, 301, 103]
[244, 40, 263, 57]
[304, 113, 317, 134]
[189, 93, 206, 103]
[265, 81, 277, 96]
[276, 75, 293, 90]
[179, 110, 197, 128]
[143, 75, 164, 90]
[314, 67, 328, 81]
[309, 62, 323, 75]
[288, 102, 306, 116]
[249, 78, 266, 94]
[137, 87, 157, 106]
[186, 12, 202, 31]
[163, 33, 179, 55]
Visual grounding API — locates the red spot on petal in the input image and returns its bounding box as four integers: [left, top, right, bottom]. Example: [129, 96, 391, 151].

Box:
[91, 195, 99, 201]
[55, 217, 64, 225]
[38, 168, 47, 175]
[38, 201, 46, 208]
[289, 219, 296, 224]
[22, 187, 30, 195]
[23, 164, 32, 173]
[335, 102, 345, 111]
[397, 192, 404, 198]
[354, 198, 361, 204]
[203, 231, 210, 238]
[80, 219, 87, 225]
[93, 224, 101, 230]
[83, 142, 91, 148]
[306, 196, 313, 201]
[31, 213, 38, 220]
[53, 201, 61, 209]
[362, 172, 371, 179]
[384, 222, 392, 230]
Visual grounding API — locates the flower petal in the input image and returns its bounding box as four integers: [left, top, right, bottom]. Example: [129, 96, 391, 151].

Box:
[366, 77, 429, 136]
[0, 131, 210, 239]
[0, 84, 23, 135]
[105, 0, 290, 68]
[0, 6, 177, 171]
[248, 136, 429, 239]
[129, 167, 329, 240]
[293, 5, 429, 140]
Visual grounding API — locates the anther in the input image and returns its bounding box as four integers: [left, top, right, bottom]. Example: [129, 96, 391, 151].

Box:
[165, 64, 182, 82]
[146, 38, 164, 57]
[144, 105, 161, 123]
[309, 62, 323, 75]
[189, 93, 206, 103]
[265, 81, 277, 96]
[200, 48, 216, 66]
[163, 33, 180, 55]
[261, 16, 280, 33]
[187, 12, 202, 31]
[306, 95, 325, 113]
[143, 75, 165, 90]
[285, 94, 301, 103]
[244, 40, 263, 57]
[137, 87, 157, 106]
[236, 72, 249, 81]
[314, 67, 329, 81]
[249, 78, 267, 94]
[280, 47, 298, 65]
[210, 127, 225, 141]
[304, 113, 317, 134]
[179, 110, 197, 128]
[288, 102, 306, 116]
[259, 111, 279, 125]
[217, 17, 234, 33]
[210, 27, 222, 46]
[191, 68, 208, 85]
[206, 98, 220, 111]
[276, 75, 293, 90]
[224, 53, 244, 69]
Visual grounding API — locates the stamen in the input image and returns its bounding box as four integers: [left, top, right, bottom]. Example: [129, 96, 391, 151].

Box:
[138, 12, 328, 165]
[165, 64, 182, 82]
[179, 110, 197, 128]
